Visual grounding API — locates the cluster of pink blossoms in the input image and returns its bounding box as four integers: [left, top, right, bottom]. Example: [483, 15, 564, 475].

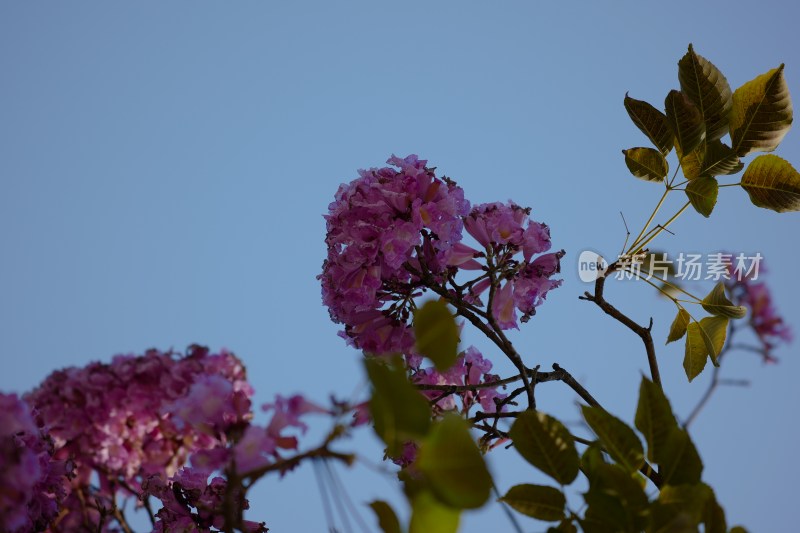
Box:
[320, 155, 563, 355]
[725, 264, 792, 363]
[0, 394, 71, 533]
[320, 154, 470, 354]
[5, 345, 327, 532]
[409, 346, 506, 413]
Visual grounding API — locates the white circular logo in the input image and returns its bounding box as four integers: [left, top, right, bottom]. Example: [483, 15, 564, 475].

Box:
[578, 250, 607, 283]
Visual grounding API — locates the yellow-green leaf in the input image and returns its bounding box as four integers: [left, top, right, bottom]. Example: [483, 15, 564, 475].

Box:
[581, 406, 644, 474]
[623, 147, 669, 182]
[509, 411, 579, 485]
[414, 299, 459, 371]
[666, 89, 706, 156]
[684, 322, 710, 382]
[678, 44, 733, 141]
[741, 154, 800, 212]
[368, 501, 402, 533]
[499, 484, 566, 522]
[685, 176, 719, 218]
[409, 490, 460, 533]
[730, 65, 793, 156]
[417, 414, 492, 509]
[624, 93, 674, 155]
[698, 316, 728, 364]
[680, 140, 706, 180]
[667, 308, 691, 344]
[635, 377, 678, 463]
[701, 282, 747, 319]
[366, 358, 431, 455]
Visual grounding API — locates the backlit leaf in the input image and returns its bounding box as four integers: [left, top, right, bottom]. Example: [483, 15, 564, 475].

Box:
[581, 406, 644, 474]
[741, 154, 800, 212]
[666, 308, 691, 344]
[730, 65, 793, 156]
[509, 411, 579, 485]
[658, 426, 703, 485]
[701, 282, 747, 318]
[414, 299, 459, 371]
[409, 490, 459, 533]
[624, 93, 674, 155]
[678, 44, 732, 141]
[685, 176, 718, 217]
[635, 377, 678, 463]
[684, 322, 709, 382]
[417, 414, 492, 509]
[666, 90, 706, 156]
[499, 484, 565, 522]
[623, 147, 669, 182]
[368, 501, 402, 533]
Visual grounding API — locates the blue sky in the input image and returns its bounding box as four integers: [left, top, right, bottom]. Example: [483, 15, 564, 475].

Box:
[1, 2, 799, 531]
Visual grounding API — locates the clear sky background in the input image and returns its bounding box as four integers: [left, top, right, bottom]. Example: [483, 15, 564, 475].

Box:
[2, 2, 799, 531]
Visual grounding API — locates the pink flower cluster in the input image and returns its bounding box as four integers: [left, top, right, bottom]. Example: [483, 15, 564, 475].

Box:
[410, 346, 506, 413]
[12, 345, 329, 531]
[457, 202, 564, 329]
[0, 394, 71, 533]
[320, 154, 470, 354]
[725, 265, 792, 362]
[320, 155, 563, 354]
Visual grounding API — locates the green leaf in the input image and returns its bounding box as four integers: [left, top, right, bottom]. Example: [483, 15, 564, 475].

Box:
[730, 527, 749, 533]
[666, 308, 691, 344]
[368, 501, 403, 533]
[499, 484, 566, 521]
[685, 176, 718, 217]
[624, 93, 674, 155]
[365, 358, 431, 456]
[409, 490, 460, 533]
[684, 322, 710, 382]
[678, 44, 733, 141]
[698, 316, 728, 364]
[666, 89, 706, 156]
[581, 406, 644, 474]
[580, 444, 608, 481]
[586, 463, 649, 512]
[701, 282, 747, 318]
[648, 502, 699, 533]
[417, 414, 492, 509]
[635, 377, 678, 463]
[741, 154, 800, 212]
[414, 299, 459, 371]
[658, 426, 703, 485]
[730, 65, 793, 157]
[702, 140, 744, 176]
[623, 147, 669, 182]
[509, 411, 580, 485]
[702, 486, 728, 533]
[581, 490, 631, 532]
[658, 483, 713, 524]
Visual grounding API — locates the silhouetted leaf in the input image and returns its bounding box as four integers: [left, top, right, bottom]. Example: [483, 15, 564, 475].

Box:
[409, 490, 459, 533]
[417, 414, 492, 509]
[368, 501, 402, 533]
[658, 427, 703, 485]
[701, 282, 747, 318]
[730, 65, 793, 156]
[499, 484, 565, 521]
[414, 299, 459, 371]
[666, 90, 706, 156]
[702, 486, 728, 533]
[635, 377, 678, 463]
[741, 154, 800, 212]
[666, 308, 691, 344]
[623, 147, 669, 182]
[366, 358, 431, 455]
[509, 411, 580, 485]
[586, 463, 649, 512]
[581, 406, 644, 474]
[659, 483, 713, 525]
[685, 176, 718, 217]
[678, 44, 733, 141]
[624, 93, 674, 155]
